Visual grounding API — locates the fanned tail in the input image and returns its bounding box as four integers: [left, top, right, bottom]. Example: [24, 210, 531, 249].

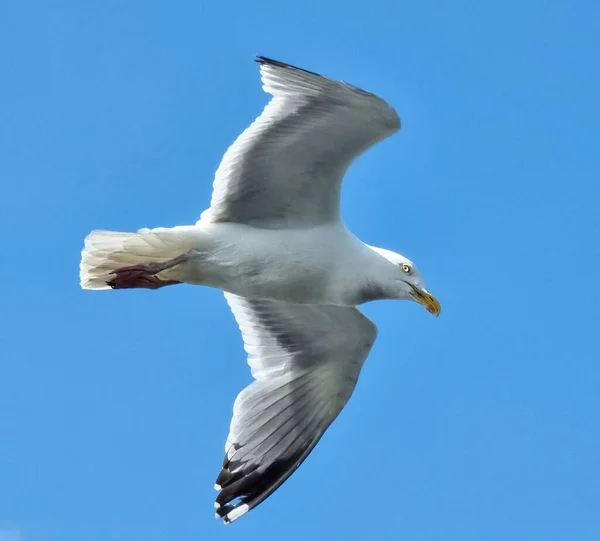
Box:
[80, 227, 196, 290]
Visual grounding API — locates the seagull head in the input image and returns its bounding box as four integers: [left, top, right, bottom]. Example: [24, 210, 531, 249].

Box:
[367, 246, 441, 317]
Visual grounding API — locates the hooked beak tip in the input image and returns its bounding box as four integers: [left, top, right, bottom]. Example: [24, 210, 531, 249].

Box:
[414, 289, 441, 317]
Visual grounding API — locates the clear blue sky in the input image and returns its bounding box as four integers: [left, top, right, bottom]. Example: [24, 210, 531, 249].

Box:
[1, 1, 599, 540]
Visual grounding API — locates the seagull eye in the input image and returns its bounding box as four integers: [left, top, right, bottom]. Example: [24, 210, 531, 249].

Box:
[401, 263, 411, 274]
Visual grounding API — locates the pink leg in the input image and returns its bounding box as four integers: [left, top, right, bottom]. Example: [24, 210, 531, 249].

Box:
[107, 254, 188, 290]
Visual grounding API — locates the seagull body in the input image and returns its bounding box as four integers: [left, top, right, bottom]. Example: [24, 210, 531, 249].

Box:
[80, 56, 440, 524]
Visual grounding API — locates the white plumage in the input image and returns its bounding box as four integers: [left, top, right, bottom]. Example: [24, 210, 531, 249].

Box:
[80, 56, 440, 524]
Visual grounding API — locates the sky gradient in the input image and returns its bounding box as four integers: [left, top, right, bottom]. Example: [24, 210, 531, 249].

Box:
[1, 1, 599, 540]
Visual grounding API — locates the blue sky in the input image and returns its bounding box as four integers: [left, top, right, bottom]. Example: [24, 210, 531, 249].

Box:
[1, 1, 599, 540]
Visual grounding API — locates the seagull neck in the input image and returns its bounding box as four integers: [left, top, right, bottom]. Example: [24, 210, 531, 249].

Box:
[342, 247, 399, 305]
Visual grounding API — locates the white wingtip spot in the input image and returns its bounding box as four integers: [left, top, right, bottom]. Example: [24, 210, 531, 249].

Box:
[213, 483, 221, 490]
[214, 501, 220, 509]
[225, 503, 250, 523]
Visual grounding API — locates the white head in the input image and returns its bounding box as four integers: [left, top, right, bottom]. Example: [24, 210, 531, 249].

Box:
[365, 245, 441, 316]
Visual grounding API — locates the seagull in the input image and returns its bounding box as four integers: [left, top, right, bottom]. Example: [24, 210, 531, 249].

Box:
[80, 56, 441, 524]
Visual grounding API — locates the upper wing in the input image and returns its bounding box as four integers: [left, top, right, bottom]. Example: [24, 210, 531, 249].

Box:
[214, 294, 378, 523]
[200, 56, 400, 229]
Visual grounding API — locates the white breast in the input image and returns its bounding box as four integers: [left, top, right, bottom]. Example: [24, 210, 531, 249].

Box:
[187, 221, 372, 305]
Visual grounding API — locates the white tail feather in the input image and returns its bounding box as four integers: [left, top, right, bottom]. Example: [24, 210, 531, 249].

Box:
[80, 227, 196, 290]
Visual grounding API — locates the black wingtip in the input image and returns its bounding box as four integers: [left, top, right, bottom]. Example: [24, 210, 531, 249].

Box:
[213, 433, 325, 524]
[254, 55, 324, 79]
[254, 55, 278, 66]
[252, 55, 384, 102]
[255, 55, 295, 69]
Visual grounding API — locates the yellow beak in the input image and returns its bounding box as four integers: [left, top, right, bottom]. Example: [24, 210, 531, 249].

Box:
[414, 289, 441, 317]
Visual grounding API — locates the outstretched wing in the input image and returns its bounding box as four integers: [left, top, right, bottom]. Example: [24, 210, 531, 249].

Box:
[214, 294, 378, 523]
[200, 56, 400, 228]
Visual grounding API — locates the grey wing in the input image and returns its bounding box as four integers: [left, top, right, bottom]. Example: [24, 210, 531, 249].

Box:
[200, 56, 400, 229]
[214, 294, 378, 523]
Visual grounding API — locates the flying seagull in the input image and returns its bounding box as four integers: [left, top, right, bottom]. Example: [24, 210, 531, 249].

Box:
[80, 56, 441, 524]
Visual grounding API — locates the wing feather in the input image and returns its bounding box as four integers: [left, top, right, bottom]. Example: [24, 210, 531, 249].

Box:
[200, 56, 400, 228]
[214, 294, 377, 523]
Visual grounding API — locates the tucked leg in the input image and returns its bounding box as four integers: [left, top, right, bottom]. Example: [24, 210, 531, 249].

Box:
[107, 254, 189, 290]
